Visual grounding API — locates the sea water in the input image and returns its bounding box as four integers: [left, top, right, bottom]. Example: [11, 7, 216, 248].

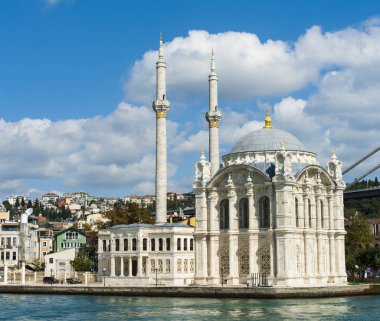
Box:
[1, 293, 379, 320]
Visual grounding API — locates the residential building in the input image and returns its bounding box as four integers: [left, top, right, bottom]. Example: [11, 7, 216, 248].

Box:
[44, 248, 76, 279]
[54, 227, 86, 253]
[0, 222, 20, 269]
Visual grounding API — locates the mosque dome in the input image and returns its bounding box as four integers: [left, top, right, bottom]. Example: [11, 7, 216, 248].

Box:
[230, 127, 308, 154]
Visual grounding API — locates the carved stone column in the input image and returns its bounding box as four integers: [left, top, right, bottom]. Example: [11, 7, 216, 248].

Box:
[120, 257, 124, 277]
[110, 256, 115, 277]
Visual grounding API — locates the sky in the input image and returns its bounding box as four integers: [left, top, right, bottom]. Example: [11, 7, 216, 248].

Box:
[0, 0, 379, 201]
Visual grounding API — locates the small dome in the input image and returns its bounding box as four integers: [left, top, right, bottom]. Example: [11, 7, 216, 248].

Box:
[230, 128, 307, 153]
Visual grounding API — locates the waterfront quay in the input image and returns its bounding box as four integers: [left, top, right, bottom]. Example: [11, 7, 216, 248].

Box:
[0, 284, 379, 299]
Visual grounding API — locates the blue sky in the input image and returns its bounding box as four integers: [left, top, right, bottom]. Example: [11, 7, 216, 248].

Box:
[0, 0, 379, 200]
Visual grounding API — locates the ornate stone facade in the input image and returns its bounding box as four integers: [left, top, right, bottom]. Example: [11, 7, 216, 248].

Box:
[193, 117, 347, 286]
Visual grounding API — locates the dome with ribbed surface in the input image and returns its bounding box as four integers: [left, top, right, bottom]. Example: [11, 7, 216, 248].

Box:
[230, 128, 307, 153]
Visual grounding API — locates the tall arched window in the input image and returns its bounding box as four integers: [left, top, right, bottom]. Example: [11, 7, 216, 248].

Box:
[308, 199, 312, 228]
[239, 197, 249, 229]
[295, 198, 299, 228]
[320, 200, 324, 228]
[124, 239, 128, 251]
[259, 197, 270, 228]
[220, 199, 229, 230]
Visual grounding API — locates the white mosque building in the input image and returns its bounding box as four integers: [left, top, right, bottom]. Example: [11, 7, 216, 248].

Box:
[98, 37, 347, 287]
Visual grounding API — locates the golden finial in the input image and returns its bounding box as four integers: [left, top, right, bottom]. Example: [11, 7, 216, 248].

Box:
[263, 105, 272, 128]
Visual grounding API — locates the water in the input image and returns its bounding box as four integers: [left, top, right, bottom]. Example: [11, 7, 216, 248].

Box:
[1, 294, 379, 320]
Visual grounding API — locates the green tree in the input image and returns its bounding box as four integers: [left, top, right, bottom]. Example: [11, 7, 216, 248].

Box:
[21, 197, 26, 209]
[27, 200, 33, 209]
[14, 198, 20, 209]
[71, 253, 92, 272]
[345, 215, 375, 270]
[2, 200, 11, 211]
[96, 201, 153, 229]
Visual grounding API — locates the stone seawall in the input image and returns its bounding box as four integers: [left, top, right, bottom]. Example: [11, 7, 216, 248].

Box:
[0, 284, 379, 299]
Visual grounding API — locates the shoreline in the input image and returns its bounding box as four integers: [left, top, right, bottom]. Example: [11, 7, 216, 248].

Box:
[0, 284, 379, 299]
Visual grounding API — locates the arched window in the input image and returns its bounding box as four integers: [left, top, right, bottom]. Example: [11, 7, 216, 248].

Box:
[166, 238, 170, 251]
[295, 198, 299, 228]
[102, 240, 107, 252]
[151, 239, 155, 251]
[259, 197, 270, 228]
[220, 199, 229, 230]
[142, 238, 147, 251]
[239, 197, 249, 229]
[124, 239, 128, 251]
[190, 238, 194, 251]
[115, 239, 120, 251]
[158, 238, 163, 251]
[308, 200, 312, 228]
[132, 238, 137, 251]
[184, 238, 188, 251]
[320, 200, 324, 228]
[177, 238, 181, 251]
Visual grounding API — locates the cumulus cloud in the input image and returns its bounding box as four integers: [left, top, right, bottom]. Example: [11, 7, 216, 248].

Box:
[0, 103, 173, 199]
[3, 19, 380, 199]
[125, 21, 380, 182]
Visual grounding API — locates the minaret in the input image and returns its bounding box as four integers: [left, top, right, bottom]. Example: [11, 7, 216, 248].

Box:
[152, 34, 170, 224]
[205, 50, 222, 176]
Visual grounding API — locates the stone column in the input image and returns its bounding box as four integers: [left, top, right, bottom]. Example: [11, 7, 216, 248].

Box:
[317, 234, 323, 276]
[310, 196, 316, 229]
[304, 232, 312, 278]
[303, 195, 309, 228]
[120, 257, 124, 277]
[208, 189, 220, 284]
[227, 183, 239, 284]
[3, 265, 8, 284]
[146, 257, 151, 277]
[298, 197, 304, 229]
[137, 255, 143, 277]
[328, 194, 334, 230]
[110, 256, 115, 277]
[269, 232, 275, 277]
[316, 198, 322, 230]
[128, 257, 133, 277]
[194, 232, 208, 285]
[335, 232, 347, 282]
[21, 262, 25, 284]
[246, 177, 258, 275]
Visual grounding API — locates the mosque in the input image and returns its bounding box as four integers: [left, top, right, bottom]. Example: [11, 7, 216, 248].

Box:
[98, 37, 347, 287]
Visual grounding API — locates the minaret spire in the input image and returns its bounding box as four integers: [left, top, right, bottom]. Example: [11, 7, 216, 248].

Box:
[205, 50, 222, 176]
[152, 34, 171, 224]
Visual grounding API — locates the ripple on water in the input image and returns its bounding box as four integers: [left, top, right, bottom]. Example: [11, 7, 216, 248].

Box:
[1, 294, 380, 321]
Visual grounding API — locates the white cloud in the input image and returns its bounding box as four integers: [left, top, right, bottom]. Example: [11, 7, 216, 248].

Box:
[125, 22, 380, 182]
[0, 102, 179, 199]
[3, 20, 380, 200]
